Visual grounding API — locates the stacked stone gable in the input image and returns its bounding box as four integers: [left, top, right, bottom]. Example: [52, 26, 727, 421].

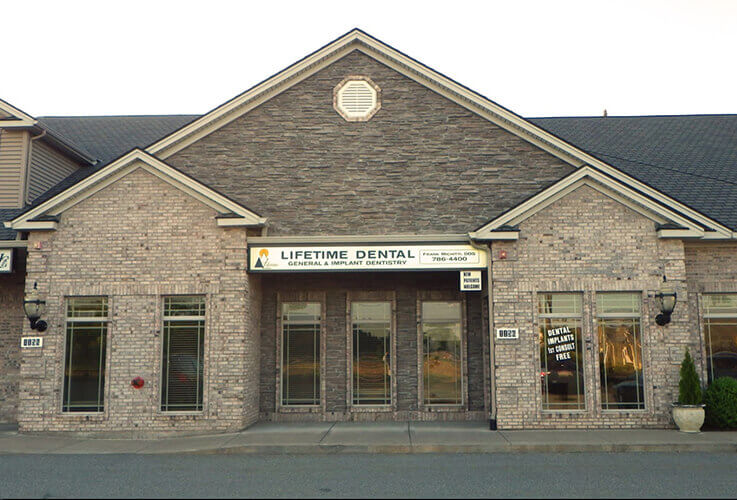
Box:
[168, 50, 574, 235]
[19, 167, 259, 434]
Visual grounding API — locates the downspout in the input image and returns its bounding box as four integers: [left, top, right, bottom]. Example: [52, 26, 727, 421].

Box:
[468, 237, 496, 430]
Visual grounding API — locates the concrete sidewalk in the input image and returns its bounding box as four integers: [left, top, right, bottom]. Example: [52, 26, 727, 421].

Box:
[1, 422, 737, 454]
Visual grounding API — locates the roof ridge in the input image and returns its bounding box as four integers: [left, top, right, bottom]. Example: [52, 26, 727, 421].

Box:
[38, 114, 201, 119]
[529, 114, 737, 119]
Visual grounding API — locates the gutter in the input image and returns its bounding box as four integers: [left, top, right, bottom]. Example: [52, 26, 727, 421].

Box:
[467, 235, 497, 430]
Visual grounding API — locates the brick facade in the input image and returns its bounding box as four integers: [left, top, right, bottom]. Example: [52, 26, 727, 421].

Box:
[0, 252, 24, 423]
[685, 242, 737, 382]
[18, 167, 260, 435]
[490, 184, 698, 429]
[2, 48, 735, 435]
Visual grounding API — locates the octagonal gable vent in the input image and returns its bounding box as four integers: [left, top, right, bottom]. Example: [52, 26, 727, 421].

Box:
[334, 77, 381, 121]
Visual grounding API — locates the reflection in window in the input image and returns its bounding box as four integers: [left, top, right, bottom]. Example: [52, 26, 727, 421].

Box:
[703, 294, 737, 383]
[161, 296, 206, 412]
[63, 297, 108, 412]
[422, 301, 462, 405]
[352, 302, 391, 406]
[539, 293, 585, 410]
[597, 293, 645, 410]
[281, 302, 321, 406]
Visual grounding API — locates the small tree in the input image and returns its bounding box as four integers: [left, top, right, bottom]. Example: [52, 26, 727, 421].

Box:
[678, 348, 702, 405]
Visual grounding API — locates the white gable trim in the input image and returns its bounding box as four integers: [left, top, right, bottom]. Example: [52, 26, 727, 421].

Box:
[0, 98, 36, 127]
[5, 149, 266, 230]
[470, 166, 732, 240]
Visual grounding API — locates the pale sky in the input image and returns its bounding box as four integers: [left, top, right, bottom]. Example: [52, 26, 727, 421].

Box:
[3, 0, 737, 118]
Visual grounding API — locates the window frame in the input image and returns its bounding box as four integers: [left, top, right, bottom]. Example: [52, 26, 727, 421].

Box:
[61, 296, 110, 415]
[347, 292, 397, 411]
[701, 293, 737, 384]
[417, 295, 467, 410]
[276, 293, 326, 412]
[159, 295, 207, 414]
[537, 292, 587, 413]
[595, 291, 646, 412]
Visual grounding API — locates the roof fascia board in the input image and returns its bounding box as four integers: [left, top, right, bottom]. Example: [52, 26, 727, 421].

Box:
[467, 231, 519, 241]
[473, 167, 708, 239]
[248, 234, 470, 244]
[0, 120, 36, 128]
[7, 150, 264, 229]
[12, 220, 57, 231]
[657, 228, 705, 239]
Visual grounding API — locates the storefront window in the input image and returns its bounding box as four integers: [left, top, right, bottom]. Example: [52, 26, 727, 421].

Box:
[351, 302, 392, 406]
[161, 296, 206, 412]
[703, 294, 737, 383]
[538, 293, 585, 410]
[281, 302, 321, 406]
[422, 301, 462, 405]
[597, 293, 645, 410]
[63, 297, 108, 412]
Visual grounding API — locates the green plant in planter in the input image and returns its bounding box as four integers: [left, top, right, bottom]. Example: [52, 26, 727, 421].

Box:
[678, 348, 702, 405]
[704, 377, 737, 428]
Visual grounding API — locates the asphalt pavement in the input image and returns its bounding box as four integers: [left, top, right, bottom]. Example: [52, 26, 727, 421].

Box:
[1, 452, 736, 498]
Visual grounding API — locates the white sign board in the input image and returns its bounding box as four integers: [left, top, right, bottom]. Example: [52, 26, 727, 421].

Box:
[460, 270, 482, 291]
[0, 249, 12, 273]
[249, 244, 486, 272]
[21, 337, 43, 348]
[496, 328, 519, 340]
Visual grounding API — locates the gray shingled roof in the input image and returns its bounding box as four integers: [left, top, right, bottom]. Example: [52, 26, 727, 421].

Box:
[0, 115, 197, 240]
[529, 115, 737, 230]
[38, 115, 199, 165]
[3, 113, 736, 241]
[0, 208, 23, 241]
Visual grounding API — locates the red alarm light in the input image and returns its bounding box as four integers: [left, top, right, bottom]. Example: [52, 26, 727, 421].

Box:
[131, 377, 145, 389]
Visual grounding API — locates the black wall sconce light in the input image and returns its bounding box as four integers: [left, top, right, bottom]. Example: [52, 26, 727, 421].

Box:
[654, 276, 677, 326]
[23, 282, 47, 332]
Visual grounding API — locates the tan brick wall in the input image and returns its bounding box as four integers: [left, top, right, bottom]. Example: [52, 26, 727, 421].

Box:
[19, 166, 259, 435]
[491, 184, 696, 429]
[685, 242, 737, 382]
[0, 251, 24, 423]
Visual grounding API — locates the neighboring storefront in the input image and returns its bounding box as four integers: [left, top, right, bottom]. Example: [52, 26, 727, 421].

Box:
[1, 29, 736, 434]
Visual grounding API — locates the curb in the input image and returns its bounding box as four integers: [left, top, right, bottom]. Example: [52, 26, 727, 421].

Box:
[171, 443, 737, 455]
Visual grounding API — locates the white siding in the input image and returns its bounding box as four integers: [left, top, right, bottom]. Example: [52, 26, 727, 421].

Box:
[0, 130, 26, 208]
[27, 140, 82, 203]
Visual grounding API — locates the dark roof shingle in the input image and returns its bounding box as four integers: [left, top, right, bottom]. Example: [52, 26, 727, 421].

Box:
[529, 115, 737, 230]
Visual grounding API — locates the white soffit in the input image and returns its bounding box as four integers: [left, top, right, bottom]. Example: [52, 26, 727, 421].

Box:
[470, 167, 728, 240]
[5, 149, 266, 230]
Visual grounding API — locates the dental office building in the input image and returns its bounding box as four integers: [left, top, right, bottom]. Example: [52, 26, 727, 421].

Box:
[0, 29, 736, 435]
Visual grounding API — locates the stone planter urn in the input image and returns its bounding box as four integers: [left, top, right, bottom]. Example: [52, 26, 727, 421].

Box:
[672, 404, 706, 433]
